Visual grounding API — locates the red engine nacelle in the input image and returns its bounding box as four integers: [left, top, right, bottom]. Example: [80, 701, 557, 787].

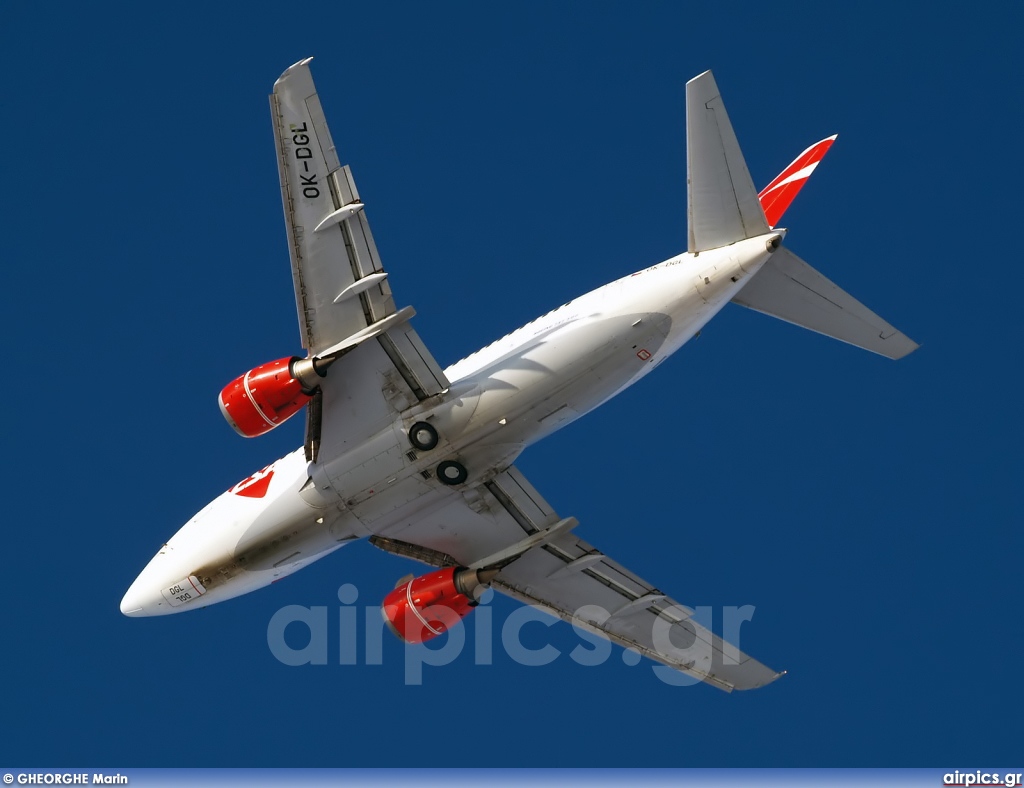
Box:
[218, 357, 313, 438]
[381, 567, 496, 643]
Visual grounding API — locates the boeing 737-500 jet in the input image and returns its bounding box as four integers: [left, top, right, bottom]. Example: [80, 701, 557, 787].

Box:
[120, 59, 917, 691]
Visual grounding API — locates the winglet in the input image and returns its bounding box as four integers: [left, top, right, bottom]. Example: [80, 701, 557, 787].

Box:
[758, 135, 837, 228]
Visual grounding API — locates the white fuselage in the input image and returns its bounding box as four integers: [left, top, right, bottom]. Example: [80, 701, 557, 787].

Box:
[120, 235, 777, 616]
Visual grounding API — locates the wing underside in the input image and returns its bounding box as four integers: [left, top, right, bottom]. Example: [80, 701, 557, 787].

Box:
[372, 467, 783, 692]
[270, 59, 450, 462]
[271, 58, 396, 355]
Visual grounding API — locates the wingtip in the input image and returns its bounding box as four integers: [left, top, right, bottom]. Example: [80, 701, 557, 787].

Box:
[889, 338, 921, 360]
[280, 56, 315, 76]
[275, 57, 316, 90]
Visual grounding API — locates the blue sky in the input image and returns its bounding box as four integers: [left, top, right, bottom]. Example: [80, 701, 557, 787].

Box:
[2, 1, 1021, 768]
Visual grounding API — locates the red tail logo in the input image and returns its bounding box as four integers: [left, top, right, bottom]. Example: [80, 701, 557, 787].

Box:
[759, 135, 837, 228]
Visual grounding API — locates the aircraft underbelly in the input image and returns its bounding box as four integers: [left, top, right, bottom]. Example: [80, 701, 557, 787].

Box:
[184, 262, 758, 591]
[461, 311, 671, 442]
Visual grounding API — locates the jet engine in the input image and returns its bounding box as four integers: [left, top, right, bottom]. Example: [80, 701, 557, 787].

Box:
[382, 567, 498, 643]
[218, 356, 326, 438]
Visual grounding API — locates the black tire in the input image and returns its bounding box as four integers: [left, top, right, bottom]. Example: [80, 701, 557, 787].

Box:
[436, 460, 468, 486]
[408, 421, 439, 451]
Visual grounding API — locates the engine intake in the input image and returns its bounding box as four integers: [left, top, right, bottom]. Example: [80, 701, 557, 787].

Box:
[218, 357, 319, 438]
[381, 567, 498, 643]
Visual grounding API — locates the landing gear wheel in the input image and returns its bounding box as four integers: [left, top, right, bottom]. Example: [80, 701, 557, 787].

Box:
[408, 422, 439, 451]
[436, 460, 468, 486]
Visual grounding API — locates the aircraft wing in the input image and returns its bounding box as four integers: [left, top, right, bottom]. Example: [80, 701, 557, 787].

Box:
[271, 59, 449, 461]
[271, 57, 396, 355]
[372, 467, 783, 692]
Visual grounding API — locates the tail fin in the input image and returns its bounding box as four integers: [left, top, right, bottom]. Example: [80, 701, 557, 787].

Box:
[686, 73, 918, 359]
[758, 136, 837, 228]
[732, 247, 919, 359]
[686, 71, 769, 253]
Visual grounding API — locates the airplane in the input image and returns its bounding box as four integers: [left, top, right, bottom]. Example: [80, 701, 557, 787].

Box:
[119, 58, 917, 692]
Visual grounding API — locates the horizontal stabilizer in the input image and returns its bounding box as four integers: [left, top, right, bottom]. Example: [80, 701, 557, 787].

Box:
[732, 247, 919, 359]
[686, 71, 769, 253]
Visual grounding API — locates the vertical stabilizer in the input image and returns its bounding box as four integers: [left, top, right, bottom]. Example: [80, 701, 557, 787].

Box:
[758, 135, 837, 228]
[687, 71, 769, 253]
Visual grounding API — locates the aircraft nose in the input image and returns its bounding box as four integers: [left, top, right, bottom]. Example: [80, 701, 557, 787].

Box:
[120, 576, 158, 617]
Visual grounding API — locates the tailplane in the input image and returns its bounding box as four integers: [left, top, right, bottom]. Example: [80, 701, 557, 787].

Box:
[686, 71, 769, 253]
[732, 247, 919, 360]
[684, 71, 917, 359]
